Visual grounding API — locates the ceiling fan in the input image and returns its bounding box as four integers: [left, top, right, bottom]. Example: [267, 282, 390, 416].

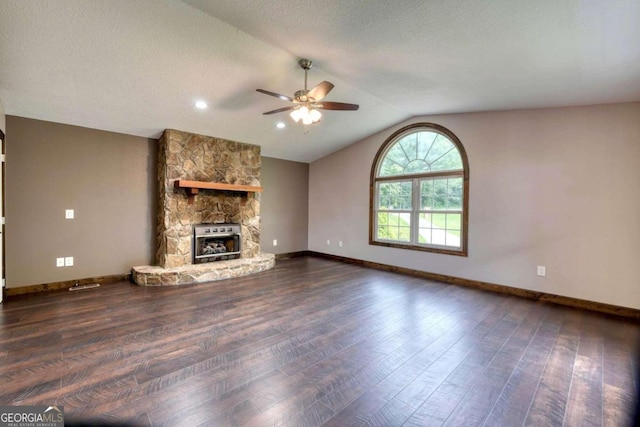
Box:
[257, 59, 359, 129]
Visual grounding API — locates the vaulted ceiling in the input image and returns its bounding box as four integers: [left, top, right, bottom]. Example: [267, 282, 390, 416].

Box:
[1, 0, 638, 162]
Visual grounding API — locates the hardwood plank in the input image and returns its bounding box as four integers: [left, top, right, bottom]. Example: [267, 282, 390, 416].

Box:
[481, 305, 568, 426]
[524, 308, 584, 426]
[563, 312, 604, 426]
[442, 302, 551, 426]
[320, 291, 506, 426]
[601, 316, 640, 426]
[67, 266, 436, 416]
[360, 397, 415, 427]
[0, 256, 637, 427]
[401, 298, 534, 426]
[312, 252, 640, 319]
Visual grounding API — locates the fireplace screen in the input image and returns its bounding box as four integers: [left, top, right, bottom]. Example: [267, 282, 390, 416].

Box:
[193, 223, 241, 264]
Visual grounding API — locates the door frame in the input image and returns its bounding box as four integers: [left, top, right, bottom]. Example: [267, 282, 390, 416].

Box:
[0, 128, 4, 303]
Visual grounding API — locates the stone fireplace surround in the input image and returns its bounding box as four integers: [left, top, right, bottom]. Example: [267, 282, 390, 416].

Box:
[132, 129, 275, 285]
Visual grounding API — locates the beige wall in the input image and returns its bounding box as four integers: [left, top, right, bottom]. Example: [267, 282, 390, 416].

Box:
[260, 156, 309, 254]
[8, 104, 639, 310]
[309, 103, 640, 309]
[6, 117, 157, 287]
[5, 117, 309, 287]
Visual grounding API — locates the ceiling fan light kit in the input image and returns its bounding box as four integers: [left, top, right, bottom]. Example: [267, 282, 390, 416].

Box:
[257, 59, 359, 132]
[291, 105, 322, 125]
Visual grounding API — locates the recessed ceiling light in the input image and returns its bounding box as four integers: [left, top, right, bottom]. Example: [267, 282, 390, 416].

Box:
[276, 122, 286, 129]
[195, 100, 208, 109]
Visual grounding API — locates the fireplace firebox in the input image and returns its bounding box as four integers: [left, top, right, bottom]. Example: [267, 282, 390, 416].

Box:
[193, 223, 241, 264]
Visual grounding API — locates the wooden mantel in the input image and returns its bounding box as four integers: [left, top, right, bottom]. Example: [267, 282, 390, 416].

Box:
[174, 180, 263, 200]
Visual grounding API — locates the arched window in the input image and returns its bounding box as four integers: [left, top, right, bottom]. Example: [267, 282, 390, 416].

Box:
[370, 123, 469, 256]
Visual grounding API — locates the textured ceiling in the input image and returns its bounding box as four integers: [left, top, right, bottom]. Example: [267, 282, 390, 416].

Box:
[1, 0, 639, 162]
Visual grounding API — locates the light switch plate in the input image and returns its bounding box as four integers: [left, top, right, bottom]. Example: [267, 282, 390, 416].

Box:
[65, 256, 74, 267]
[65, 209, 75, 219]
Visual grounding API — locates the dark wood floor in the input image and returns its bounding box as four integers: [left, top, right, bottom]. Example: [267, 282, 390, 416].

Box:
[1, 257, 639, 426]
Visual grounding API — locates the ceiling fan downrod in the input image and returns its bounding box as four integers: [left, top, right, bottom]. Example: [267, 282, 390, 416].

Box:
[299, 59, 313, 94]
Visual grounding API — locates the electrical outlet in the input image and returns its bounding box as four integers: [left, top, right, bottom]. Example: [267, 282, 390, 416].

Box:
[65, 209, 74, 219]
[537, 265, 546, 277]
[273, 239, 278, 246]
[65, 256, 74, 267]
[339, 241, 343, 247]
[56, 257, 65, 267]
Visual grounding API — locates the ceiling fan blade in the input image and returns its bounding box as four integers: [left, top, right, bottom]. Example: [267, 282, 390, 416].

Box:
[307, 81, 334, 101]
[256, 89, 293, 102]
[317, 101, 359, 111]
[263, 106, 296, 115]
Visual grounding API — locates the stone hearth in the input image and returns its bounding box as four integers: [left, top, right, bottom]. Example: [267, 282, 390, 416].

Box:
[132, 129, 274, 286]
[133, 253, 275, 286]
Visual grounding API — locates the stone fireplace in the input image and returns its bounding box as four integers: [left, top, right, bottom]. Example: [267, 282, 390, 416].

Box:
[132, 129, 275, 285]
